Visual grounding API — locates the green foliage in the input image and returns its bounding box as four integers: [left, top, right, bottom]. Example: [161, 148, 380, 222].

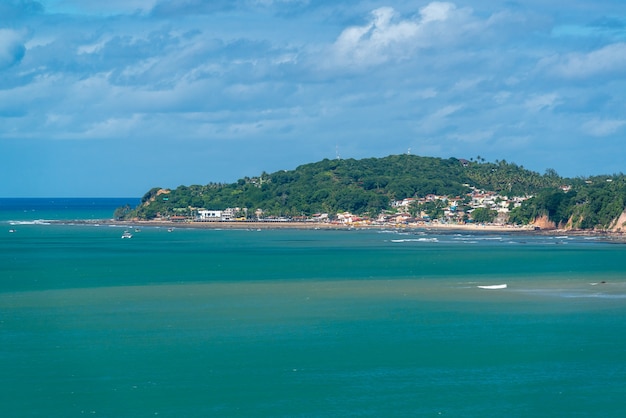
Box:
[509, 189, 575, 226]
[568, 176, 626, 229]
[470, 207, 498, 223]
[464, 160, 560, 196]
[509, 175, 626, 229]
[141, 187, 162, 204]
[412, 200, 447, 219]
[113, 204, 132, 220]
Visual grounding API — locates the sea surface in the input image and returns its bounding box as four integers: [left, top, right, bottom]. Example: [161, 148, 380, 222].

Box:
[1, 198, 626, 417]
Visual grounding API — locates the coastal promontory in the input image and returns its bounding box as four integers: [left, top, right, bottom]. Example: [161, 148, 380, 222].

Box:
[116, 154, 626, 232]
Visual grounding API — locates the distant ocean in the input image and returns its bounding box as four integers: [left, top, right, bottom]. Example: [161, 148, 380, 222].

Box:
[2, 198, 626, 417]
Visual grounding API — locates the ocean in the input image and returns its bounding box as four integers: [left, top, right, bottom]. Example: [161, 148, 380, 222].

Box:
[1, 198, 626, 417]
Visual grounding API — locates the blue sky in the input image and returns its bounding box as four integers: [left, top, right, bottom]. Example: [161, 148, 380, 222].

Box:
[1, 0, 625, 197]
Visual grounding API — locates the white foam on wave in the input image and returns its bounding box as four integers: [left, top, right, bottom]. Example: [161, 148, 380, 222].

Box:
[7, 220, 51, 225]
[514, 286, 626, 299]
[453, 236, 503, 241]
[477, 284, 507, 290]
[391, 237, 438, 243]
[561, 292, 626, 299]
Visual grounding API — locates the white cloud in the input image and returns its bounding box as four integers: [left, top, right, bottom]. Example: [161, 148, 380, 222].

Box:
[432, 104, 463, 119]
[416, 104, 463, 134]
[538, 42, 626, 79]
[582, 118, 626, 137]
[524, 93, 560, 112]
[0, 28, 26, 69]
[450, 129, 494, 143]
[329, 2, 474, 68]
[79, 114, 145, 140]
[251, 0, 308, 5]
[452, 78, 484, 91]
[46, 0, 157, 15]
[332, 7, 418, 66]
[416, 88, 438, 99]
[77, 36, 112, 55]
[325, 1, 532, 71]
[493, 91, 511, 104]
[420, 2, 456, 24]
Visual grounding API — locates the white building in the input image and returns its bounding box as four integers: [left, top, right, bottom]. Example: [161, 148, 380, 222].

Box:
[222, 208, 235, 221]
[197, 208, 238, 221]
[197, 210, 222, 221]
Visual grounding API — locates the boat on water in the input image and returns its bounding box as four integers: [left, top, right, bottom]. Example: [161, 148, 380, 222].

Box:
[121, 231, 133, 239]
[477, 284, 507, 290]
[8, 229, 16, 233]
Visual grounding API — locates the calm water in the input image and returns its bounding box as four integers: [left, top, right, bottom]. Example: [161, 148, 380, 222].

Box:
[1, 199, 626, 417]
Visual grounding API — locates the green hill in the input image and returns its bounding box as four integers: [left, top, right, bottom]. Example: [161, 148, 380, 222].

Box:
[116, 154, 626, 230]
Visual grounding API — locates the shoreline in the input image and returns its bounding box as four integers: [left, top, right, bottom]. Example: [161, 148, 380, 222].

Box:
[53, 219, 626, 240]
[70, 219, 535, 232]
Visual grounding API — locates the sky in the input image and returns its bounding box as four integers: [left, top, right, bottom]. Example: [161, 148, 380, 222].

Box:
[1, 0, 625, 197]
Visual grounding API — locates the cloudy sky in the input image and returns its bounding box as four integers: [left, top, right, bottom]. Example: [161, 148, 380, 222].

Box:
[1, 0, 625, 197]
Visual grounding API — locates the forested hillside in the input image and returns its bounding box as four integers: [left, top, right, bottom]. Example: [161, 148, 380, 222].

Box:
[115, 154, 626, 230]
[118, 154, 563, 219]
[509, 175, 626, 230]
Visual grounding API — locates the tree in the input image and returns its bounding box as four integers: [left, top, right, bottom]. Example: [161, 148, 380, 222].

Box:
[113, 204, 132, 220]
[544, 168, 560, 181]
[471, 207, 497, 223]
[418, 200, 446, 220]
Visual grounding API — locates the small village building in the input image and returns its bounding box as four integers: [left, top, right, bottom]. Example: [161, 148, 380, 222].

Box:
[197, 208, 237, 221]
[222, 208, 235, 221]
[197, 210, 222, 221]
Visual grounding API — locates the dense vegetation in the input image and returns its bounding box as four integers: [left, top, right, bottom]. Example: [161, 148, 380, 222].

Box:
[117, 154, 626, 230]
[509, 175, 626, 229]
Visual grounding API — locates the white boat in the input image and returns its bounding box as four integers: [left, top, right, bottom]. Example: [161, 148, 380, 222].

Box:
[477, 284, 507, 290]
[121, 231, 133, 239]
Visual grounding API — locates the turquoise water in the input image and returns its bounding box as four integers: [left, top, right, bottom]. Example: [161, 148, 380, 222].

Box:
[1, 199, 626, 417]
[0, 198, 140, 222]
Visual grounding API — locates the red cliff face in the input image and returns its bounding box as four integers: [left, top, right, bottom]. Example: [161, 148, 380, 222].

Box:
[610, 210, 626, 233]
[532, 214, 556, 230]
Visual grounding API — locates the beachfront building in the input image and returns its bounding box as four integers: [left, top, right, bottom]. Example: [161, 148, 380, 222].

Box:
[222, 208, 235, 221]
[197, 208, 237, 221]
[197, 210, 222, 221]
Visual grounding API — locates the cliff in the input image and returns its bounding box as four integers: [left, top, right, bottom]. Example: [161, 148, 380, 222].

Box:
[532, 214, 556, 230]
[610, 210, 626, 233]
